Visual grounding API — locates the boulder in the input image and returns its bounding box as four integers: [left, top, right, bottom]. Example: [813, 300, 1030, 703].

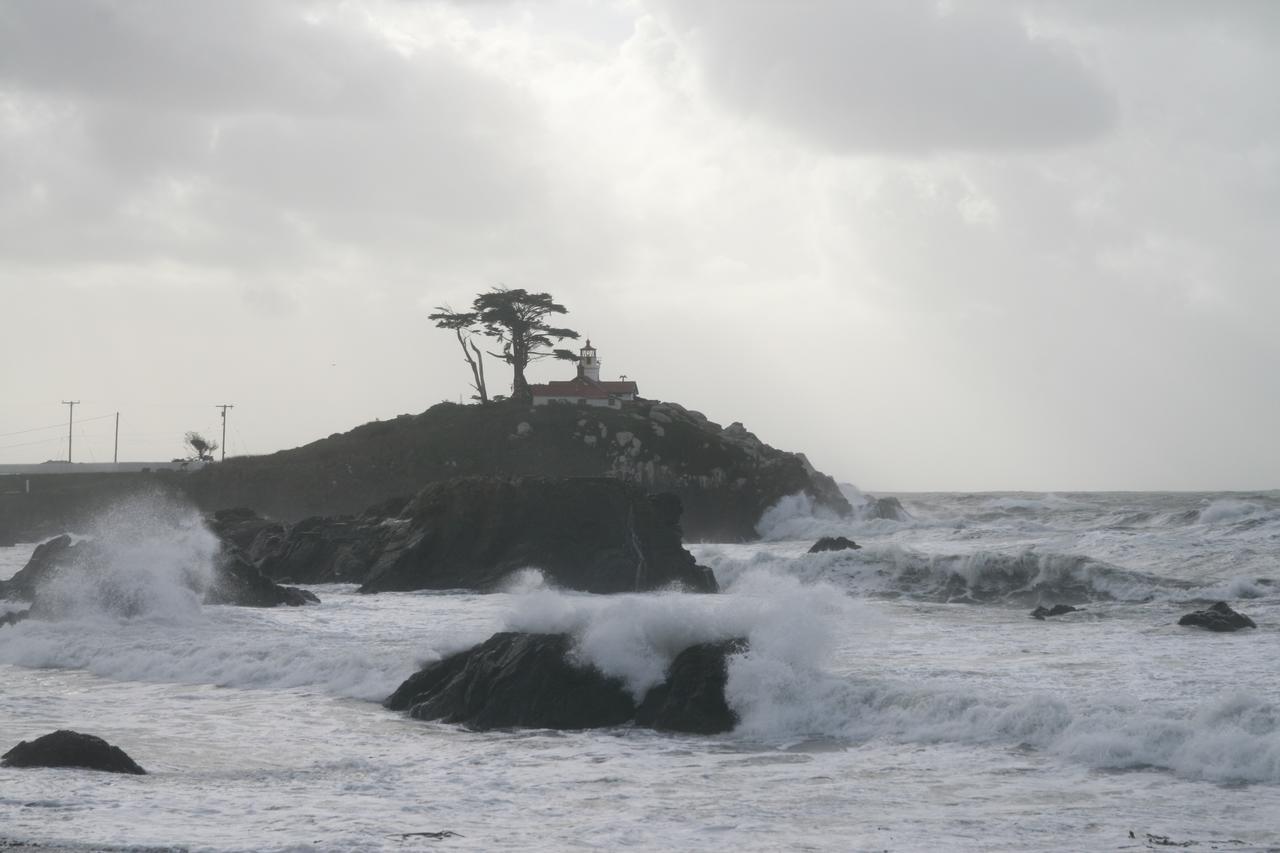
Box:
[635, 640, 743, 734]
[1031, 604, 1081, 619]
[385, 633, 636, 730]
[356, 477, 717, 594]
[1178, 601, 1257, 632]
[2, 730, 146, 775]
[808, 536, 861, 554]
[387, 632, 745, 735]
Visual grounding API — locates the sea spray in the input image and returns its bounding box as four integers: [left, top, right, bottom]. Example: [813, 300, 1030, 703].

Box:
[503, 569, 867, 699]
[31, 493, 220, 622]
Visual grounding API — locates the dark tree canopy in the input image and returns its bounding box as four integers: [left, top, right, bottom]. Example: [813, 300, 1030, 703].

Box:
[184, 431, 218, 462]
[431, 287, 578, 402]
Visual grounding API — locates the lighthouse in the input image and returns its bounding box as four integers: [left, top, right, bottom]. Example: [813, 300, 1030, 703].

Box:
[530, 339, 639, 408]
[577, 340, 600, 381]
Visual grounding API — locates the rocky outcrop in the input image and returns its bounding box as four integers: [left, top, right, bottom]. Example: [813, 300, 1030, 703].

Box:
[358, 477, 716, 594]
[808, 536, 861, 553]
[184, 399, 852, 542]
[634, 640, 742, 734]
[233, 477, 716, 594]
[0, 532, 316, 610]
[1178, 601, 1257, 632]
[385, 633, 636, 730]
[1031, 604, 1082, 619]
[386, 632, 744, 734]
[864, 496, 911, 522]
[2, 730, 147, 774]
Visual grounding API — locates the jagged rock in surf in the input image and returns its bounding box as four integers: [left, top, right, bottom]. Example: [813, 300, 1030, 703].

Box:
[635, 639, 743, 734]
[0, 534, 78, 601]
[1031, 604, 1082, 619]
[865, 496, 910, 522]
[385, 633, 637, 730]
[205, 550, 319, 608]
[183, 399, 853, 543]
[808, 536, 861, 554]
[1177, 601, 1257, 632]
[0, 531, 317, 610]
[2, 730, 146, 775]
[352, 476, 716, 594]
[386, 632, 745, 734]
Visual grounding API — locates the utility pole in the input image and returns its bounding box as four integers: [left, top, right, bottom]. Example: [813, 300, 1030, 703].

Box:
[216, 404, 234, 462]
[61, 400, 79, 463]
[113, 412, 120, 464]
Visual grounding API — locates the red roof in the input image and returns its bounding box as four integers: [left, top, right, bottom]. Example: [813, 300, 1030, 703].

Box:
[530, 376, 638, 399]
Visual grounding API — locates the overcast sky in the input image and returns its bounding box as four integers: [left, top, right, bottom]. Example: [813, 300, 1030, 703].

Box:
[2, 0, 1277, 491]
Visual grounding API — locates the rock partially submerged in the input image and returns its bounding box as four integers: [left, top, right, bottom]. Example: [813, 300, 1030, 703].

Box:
[386, 633, 636, 730]
[0, 532, 317, 611]
[2, 730, 146, 775]
[235, 477, 717, 594]
[808, 536, 861, 554]
[1031, 604, 1082, 620]
[386, 632, 744, 734]
[1178, 601, 1257, 632]
[635, 640, 742, 734]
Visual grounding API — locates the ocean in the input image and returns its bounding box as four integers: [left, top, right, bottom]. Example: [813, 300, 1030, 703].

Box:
[1, 490, 1278, 852]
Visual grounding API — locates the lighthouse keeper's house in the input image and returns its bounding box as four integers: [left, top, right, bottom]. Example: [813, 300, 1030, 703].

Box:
[530, 341, 638, 408]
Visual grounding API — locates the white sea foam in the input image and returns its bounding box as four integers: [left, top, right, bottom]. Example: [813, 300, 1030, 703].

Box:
[503, 569, 863, 698]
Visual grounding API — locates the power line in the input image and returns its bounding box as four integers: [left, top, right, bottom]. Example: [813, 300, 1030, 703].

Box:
[0, 413, 114, 439]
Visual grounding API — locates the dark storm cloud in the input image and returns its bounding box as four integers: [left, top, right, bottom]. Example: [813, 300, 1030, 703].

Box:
[652, 0, 1116, 154]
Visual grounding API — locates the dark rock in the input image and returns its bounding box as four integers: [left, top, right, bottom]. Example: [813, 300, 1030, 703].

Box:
[207, 507, 285, 562]
[385, 633, 637, 730]
[865, 496, 911, 522]
[255, 514, 387, 584]
[204, 550, 319, 608]
[387, 632, 747, 735]
[1178, 601, 1257, 632]
[808, 536, 861, 553]
[635, 639, 743, 734]
[0, 535, 79, 601]
[1031, 604, 1081, 620]
[2, 730, 146, 775]
[354, 476, 717, 594]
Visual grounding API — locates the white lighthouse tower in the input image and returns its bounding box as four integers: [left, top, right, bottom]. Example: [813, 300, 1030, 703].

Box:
[577, 340, 600, 381]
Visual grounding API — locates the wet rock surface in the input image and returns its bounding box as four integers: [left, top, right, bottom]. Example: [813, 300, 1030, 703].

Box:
[387, 632, 744, 734]
[808, 536, 861, 553]
[1177, 601, 1257, 632]
[1031, 604, 1082, 619]
[2, 730, 146, 775]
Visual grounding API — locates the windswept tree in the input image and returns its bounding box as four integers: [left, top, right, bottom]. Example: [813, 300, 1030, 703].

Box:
[430, 287, 579, 402]
[428, 306, 489, 404]
[184, 431, 218, 462]
[473, 288, 579, 401]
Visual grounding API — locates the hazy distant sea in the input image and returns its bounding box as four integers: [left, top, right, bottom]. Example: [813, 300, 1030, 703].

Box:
[2, 490, 1279, 852]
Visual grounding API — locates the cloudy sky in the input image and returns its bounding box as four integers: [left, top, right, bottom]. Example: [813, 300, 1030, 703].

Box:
[2, 0, 1277, 491]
